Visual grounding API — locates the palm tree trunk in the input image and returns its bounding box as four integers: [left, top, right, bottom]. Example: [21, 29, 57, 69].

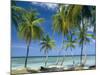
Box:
[70, 47, 75, 66]
[45, 52, 48, 67]
[24, 42, 30, 68]
[60, 50, 67, 66]
[52, 32, 60, 65]
[55, 50, 61, 65]
[80, 44, 83, 65]
[60, 55, 65, 66]
[56, 35, 64, 65]
[80, 11, 84, 66]
[83, 45, 87, 65]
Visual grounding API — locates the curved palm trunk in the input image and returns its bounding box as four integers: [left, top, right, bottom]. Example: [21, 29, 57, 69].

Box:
[60, 55, 66, 66]
[24, 42, 30, 68]
[80, 12, 84, 66]
[83, 45, 87, 65]
[70, 47, 75, 66]
[45, 52, 48, 67]
[52, 32, 59, 65]
[56, 36, 64, 65]
[80, 43, 84, 65]
[52, 32, 60, 65]
[60, 50, 67, 66]
[55, 50, 61, 65]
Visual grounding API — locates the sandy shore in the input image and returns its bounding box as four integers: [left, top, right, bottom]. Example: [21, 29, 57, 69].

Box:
[11, 65, 96, 75]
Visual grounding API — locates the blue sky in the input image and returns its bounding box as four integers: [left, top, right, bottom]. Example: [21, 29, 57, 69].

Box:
[11, 1, 96, 57]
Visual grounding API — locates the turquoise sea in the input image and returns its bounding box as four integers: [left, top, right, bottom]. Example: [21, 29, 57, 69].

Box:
[11, 55, 96, 70]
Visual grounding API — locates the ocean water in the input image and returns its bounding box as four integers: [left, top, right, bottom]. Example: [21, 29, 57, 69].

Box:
[11, 56, 96, 70]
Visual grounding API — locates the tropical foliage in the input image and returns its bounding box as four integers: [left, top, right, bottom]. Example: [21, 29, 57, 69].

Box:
[40, 35, 56, 67]
[40, 35, 55, 67]
[12, 1, 96, 69]
[53, 4, 95, 66]
[12, 1, 44, 68]
[18, 10, 44, 68]
[61, 32, 77, 66]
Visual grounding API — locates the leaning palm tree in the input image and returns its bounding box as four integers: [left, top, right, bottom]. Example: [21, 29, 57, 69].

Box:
[52, 4, 85, 65]
[78, 22, 95, 66]
[53, 5, 95, 67]
[65, 5, 96, 66]
[61, 32, 76, 66]
[18, 9, 44, 68]
[52, 4, 71, 65]
[40, 35, 56, 67]
[78, 22, 93, 66]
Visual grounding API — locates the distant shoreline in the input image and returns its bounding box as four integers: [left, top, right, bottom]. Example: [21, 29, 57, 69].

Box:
[12, 55, 96, 58]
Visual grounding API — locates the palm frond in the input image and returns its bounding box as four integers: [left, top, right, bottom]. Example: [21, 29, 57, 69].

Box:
[32, 18, 44, 25]
[40, 35, 56, 54]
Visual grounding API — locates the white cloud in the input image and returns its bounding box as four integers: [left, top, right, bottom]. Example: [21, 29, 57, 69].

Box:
[31, 2, 58, 10]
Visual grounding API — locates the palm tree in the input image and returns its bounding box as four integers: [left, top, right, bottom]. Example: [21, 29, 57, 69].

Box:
[78, 22, 92, 66]
[53, 4, 95, 66]
[52, 4, 72, 36]
[65, 5, 96, 66]
[40, 35, 56, 67]
[18, 9, 44, 68]
[61, 32, 76, 66]
[52, 5, 85, 65]
[52, 4, 71, 65]
[52, 4, 80, 65]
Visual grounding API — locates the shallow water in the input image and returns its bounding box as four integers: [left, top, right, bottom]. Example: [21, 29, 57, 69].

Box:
[11, 55, 96, 70]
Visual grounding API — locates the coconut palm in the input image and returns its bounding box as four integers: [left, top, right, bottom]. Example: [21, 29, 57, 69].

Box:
[66, 5, 96, 66]
[52, 4, 84, 65]
[40, 35, 56, 67]
[61, 32, 76, 66]
[53, 4, 95, 66]
[18, 9, 44, 68]
[78, 21, 93, 65]
[52, 4, 80, 65]
[52, 4, 71, 65]
[52, 4, 72, 36]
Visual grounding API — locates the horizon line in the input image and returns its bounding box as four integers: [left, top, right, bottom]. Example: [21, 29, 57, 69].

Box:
[12, 54, 96, 58]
